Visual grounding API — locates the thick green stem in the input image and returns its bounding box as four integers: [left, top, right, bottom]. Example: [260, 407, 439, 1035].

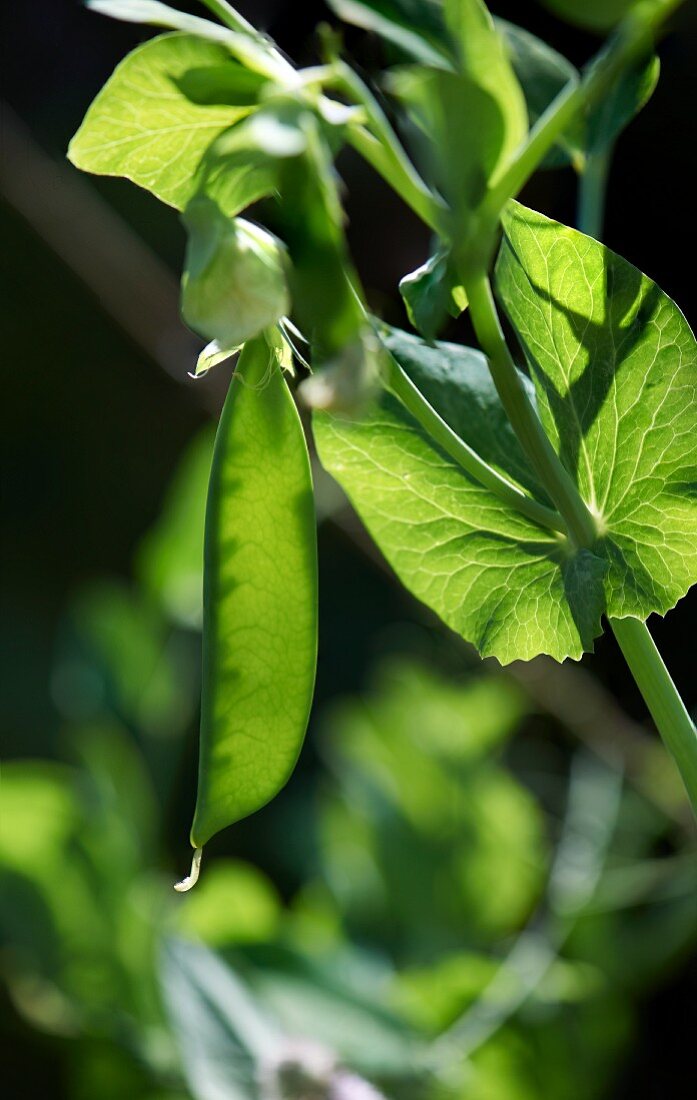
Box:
[386, 354, 565, 534]
[463, 273, 597, 549]
[610, 618, 697, 815]
[482, 0, 684, 226]
[576, 149, 612, 240]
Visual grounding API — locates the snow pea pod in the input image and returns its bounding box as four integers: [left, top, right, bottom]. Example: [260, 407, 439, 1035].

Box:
[179, 333, 317, 881]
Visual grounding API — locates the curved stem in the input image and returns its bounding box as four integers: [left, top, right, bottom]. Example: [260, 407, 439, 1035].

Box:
[463, 272, 597, 549]
[386, 354, 565, 534]
[610, 618, 697, 815]
[331, 63, 446, 232]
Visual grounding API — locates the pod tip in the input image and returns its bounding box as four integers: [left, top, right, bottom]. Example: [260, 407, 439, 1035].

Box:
[174, 846, 203, 893]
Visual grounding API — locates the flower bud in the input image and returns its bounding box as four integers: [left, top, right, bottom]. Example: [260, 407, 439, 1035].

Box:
[181, 197, 289, 347]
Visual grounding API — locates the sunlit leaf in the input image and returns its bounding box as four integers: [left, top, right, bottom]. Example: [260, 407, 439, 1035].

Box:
[190, 334, 317, 847]
[314, 327, 606, 663]
[68, 35, 256, 208]
[496, 202, 697, 621]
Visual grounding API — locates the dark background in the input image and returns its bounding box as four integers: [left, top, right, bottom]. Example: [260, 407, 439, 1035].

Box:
[2, 2, 696, 1096]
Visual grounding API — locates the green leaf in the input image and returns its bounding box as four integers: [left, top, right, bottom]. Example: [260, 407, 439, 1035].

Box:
[497, 24, 658, 170]
[68, 34, 256, 209]
[388, 2, 526, 244]
[191, 334, 317, 847]
[496, 202, 697, 621]
[136, 428, 213, 629]
[181, 198, 289, 346]
[318, 661, 545, 949]
[443, 0, 528, 158]
[160, 938, 280, 1100]
[537, 0, 641, 32]
[497, 19, 582, 169]
[326, 0, 453, 67]
[585, 53, 660, 157]
[399, 249, 467, 340]
[314, 327, 607, 663]
[87, 0, 288, 77]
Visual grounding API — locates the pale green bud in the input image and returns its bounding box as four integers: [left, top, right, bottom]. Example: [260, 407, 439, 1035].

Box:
[181, 197, 289, 347]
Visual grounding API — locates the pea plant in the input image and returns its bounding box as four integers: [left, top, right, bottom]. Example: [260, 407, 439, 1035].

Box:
[69, 0, 696, 887]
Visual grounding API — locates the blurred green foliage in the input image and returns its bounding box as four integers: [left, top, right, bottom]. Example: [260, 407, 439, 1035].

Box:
[2, 429, 696, 1099]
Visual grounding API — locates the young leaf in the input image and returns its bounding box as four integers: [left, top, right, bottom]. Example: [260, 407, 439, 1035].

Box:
[443, 0, 528, 162]
[191, 334, 317, 848]
[399, 249, 467, 340]
[326, 0, 453, 67]
[68, 34, 257, 209]
[388, 1, 527, 246]
[496, 202, 697, 622]
[497, 20, 582, 168]
[585, 53, 660, 157]
[314, 330, 607, 664]
[537, 0, 641, 32]
[181, 198, 289, 346]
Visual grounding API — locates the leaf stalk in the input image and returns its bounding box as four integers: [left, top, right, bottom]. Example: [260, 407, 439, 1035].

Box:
[462, 271, 598, 550]
[610, 618, 697, 815]
[385, 353, 565, 534]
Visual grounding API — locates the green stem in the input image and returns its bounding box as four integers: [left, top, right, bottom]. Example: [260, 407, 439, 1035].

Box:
[200, 1, 256, 34]
[386, 354, 565, 534]
[576, 148, 612, 239]
[463, 272, 597, 549]
[482, 0, 684, 227]
[200, 0, 295, 80]
[610, 618, 697, 814]
[329, 63, 446, 233]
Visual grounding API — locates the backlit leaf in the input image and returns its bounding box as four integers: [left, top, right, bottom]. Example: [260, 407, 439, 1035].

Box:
[68, 34, 256, 208]
[191, 334, 317, 847]
[496, 202, 697, 620]
[314, 328, 607, 663]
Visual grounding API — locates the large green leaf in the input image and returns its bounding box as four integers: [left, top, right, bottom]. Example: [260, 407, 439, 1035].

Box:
[68, 34, 257, 208]
[191, 334, 317, 848]
[496, 202, 697, 620]
[314, 328, 607, 663]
